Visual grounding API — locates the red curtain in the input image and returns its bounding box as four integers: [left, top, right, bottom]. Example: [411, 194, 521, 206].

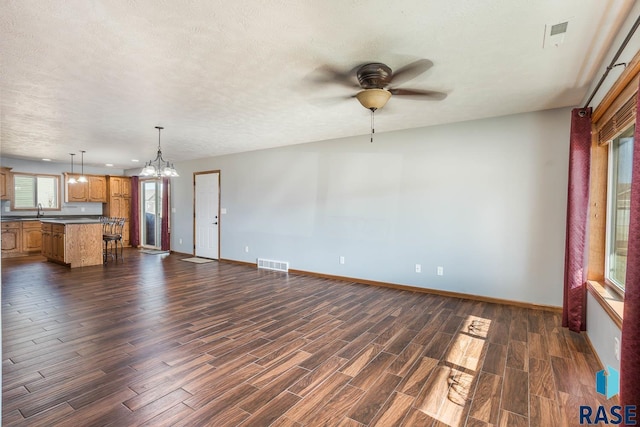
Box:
[130, 176, 139, 247]
[620, 88, 640, 410]
[562, 108, 592, 332]
[161, 177, 170, 251]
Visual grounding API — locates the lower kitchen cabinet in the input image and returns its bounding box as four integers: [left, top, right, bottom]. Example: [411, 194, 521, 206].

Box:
[41, 221, 102, 267]
[1, 222, 21, 256]
[22, 221, 42, 253]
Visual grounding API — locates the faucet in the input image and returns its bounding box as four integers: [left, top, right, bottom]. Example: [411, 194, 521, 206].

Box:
[36, 203, 44, 218]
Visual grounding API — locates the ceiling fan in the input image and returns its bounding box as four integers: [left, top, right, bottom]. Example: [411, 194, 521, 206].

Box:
[314, 59, 447, 112]
[312, 59, 446, 141]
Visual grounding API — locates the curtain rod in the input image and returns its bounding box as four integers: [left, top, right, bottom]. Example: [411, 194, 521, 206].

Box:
[583, 13, 640, 110]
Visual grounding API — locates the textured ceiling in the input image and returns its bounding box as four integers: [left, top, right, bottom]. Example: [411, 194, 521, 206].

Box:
[0, 0, 635, 169]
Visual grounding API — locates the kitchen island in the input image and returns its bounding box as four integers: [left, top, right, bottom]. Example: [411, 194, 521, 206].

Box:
[41, 219, 103, 268]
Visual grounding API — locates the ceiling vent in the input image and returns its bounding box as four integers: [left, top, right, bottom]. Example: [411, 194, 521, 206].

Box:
[543, 20, 570, 49]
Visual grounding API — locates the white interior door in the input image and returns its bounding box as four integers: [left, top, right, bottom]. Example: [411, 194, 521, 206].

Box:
[195, 172, 219, 259]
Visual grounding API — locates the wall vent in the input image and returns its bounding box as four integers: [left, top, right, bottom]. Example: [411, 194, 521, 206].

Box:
[257, 258, 289, 272]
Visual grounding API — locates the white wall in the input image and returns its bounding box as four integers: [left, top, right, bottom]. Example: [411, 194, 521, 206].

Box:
[169, 107, 571, 307]
[0, 157, 124, 217]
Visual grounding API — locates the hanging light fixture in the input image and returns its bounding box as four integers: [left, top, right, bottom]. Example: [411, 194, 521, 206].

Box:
[78, 150, 88, 183]
[67, 153, 77, 184]
[139, 126, 179, 177]
[355, 89, 392, 142]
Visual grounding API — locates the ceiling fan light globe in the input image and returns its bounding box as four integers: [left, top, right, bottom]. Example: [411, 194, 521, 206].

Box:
[355, 89, 391, 110]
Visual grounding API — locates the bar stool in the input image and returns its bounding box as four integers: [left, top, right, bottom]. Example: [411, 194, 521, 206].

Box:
[103, 217, 125, 263]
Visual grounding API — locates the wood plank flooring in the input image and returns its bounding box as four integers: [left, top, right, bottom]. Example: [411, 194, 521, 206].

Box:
[2, 250, 616, 426]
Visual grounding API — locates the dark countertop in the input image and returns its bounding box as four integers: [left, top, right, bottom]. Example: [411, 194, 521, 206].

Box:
[40, 219, 102, 225]
[2, 216, 101, 223]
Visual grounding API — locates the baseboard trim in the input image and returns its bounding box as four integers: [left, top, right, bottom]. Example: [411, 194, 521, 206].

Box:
[217, 258, 561, 313]
[220, 258, 256, 267]
[583, 332, 605, 371]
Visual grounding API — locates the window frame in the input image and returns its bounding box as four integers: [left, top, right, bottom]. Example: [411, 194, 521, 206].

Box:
[588, 50, 640, 302]
[603, 126, 634, 295]
[11, 173, 62, 211]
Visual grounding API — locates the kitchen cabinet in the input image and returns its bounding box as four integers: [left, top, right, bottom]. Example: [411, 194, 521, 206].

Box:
[52, 224, 65, 263]
[22, 221, 42, 253]
[2, 222, 22, 256]
[88, 176, 107, 202]
[1, 167, 12, 201]
[41, 220, 102, 267]
[41, 223, 52, 259]
[65, 175, 87, 202]
[105, 176, 132, 247]
[64, 174, 107, 203]
[41, 223, 64, 262]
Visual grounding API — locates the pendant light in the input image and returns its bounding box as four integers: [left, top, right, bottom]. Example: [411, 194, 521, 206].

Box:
[78, 150, 88, 183]
[67, 153, 77, 184]
[140, 126, 179, 177]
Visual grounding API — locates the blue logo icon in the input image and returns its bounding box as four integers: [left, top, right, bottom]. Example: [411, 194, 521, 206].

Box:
[596, 366, 619, 399]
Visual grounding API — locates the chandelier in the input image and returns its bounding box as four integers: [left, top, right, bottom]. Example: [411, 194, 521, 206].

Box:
[140, 126, 179, 177]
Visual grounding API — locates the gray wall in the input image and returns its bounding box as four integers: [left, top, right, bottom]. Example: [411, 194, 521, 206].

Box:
[170, 107, 571, 307]
[587, 293, 621, 371]
[0, 157, 124, 217]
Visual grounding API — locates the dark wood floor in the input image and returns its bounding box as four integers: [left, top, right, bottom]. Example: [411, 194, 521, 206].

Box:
[2, 250, 616, 426]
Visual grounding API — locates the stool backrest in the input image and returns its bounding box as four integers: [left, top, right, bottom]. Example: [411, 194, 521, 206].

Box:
[101, 217, 125, 236]
[112, 218, 125, 236]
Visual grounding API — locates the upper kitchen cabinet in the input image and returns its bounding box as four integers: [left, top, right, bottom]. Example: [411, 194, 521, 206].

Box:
[105, 176, 132, 247]
[108, 176, 131, 198]
[1, 167, 12, 200]
[64, 174, 107, 203]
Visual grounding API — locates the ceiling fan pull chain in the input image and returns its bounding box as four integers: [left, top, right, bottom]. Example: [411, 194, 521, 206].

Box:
[370, 108, 375, 143]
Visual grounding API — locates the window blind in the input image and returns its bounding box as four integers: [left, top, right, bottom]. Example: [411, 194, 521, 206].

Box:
[598, 94, 636, 144]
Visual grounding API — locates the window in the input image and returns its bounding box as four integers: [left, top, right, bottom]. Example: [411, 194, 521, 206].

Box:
[12, 174, 60, 210]
[605, 125, 634, 292]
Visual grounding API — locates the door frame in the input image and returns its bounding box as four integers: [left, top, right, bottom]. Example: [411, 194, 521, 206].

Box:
[139, 178, 163, 250]
[193, 170, 221, 258]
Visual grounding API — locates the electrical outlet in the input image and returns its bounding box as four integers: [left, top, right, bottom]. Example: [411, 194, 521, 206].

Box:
[437, 266, 444, 276]
[339, 256, 345, 265]
[81, 207, 85, 212]
[614, 337, 621, 361]
[179, 238, 183, 245]
[245, 246, 249, 253]
[415, 264, 421, 273]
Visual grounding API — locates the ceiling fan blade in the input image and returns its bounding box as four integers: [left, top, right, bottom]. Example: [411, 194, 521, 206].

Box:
[389, 59, 433, 86]
[309, 94, 356, 106]
[310, 65, 360, 88]
[389, 88, 447, 100]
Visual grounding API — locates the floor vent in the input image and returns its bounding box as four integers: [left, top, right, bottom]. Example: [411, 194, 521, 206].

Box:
[257, 258, 289, 272]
